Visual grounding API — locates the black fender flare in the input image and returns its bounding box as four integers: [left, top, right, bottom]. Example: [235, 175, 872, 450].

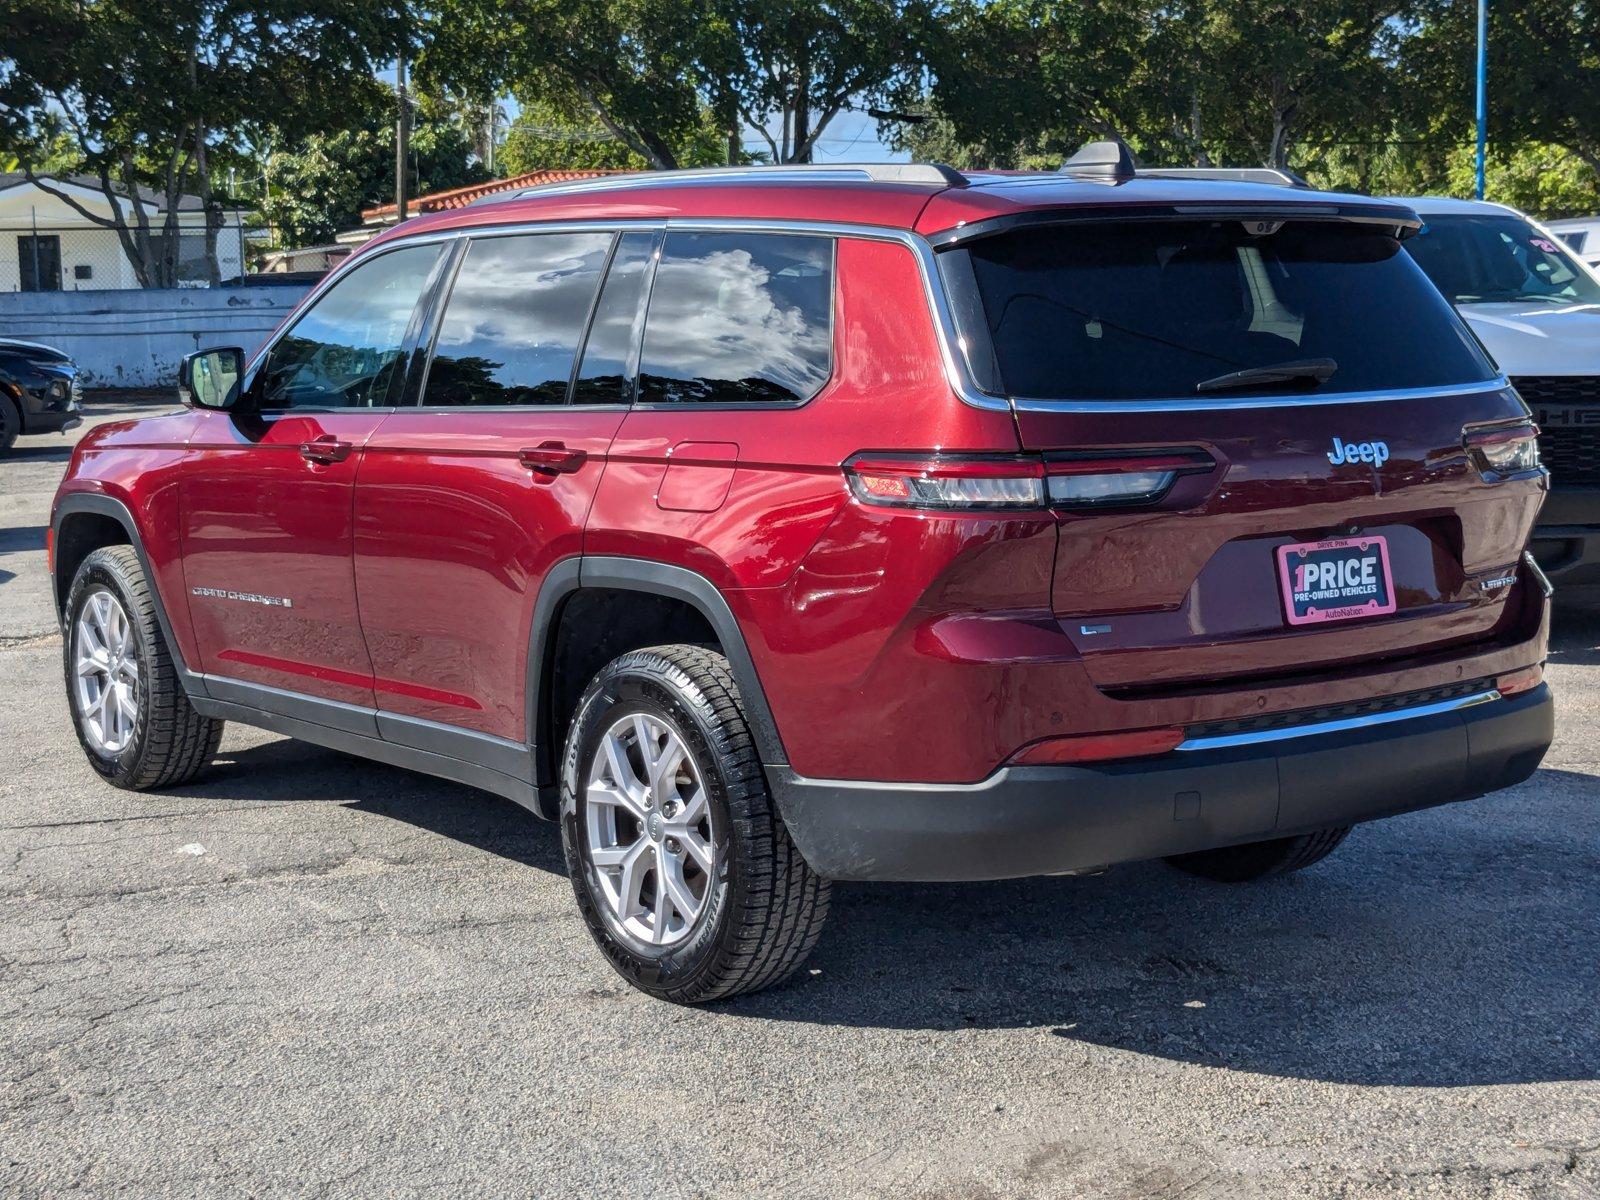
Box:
[51, 493, 210, 698]
[526, 556, 789, 794]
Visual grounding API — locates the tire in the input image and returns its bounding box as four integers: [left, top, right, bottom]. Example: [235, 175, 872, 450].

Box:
[1165, 826, 1352, 883]
[0, 395, 20, 453]
[62, 545, 223, 790]
[561, 644, 831, 1004]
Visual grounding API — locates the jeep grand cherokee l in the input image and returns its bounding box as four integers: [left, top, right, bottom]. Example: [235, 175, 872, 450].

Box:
[50, 148, 1554, 1003]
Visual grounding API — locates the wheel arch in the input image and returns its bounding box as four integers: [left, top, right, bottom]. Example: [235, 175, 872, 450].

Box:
[51, 493, 208, 698]
[528, 557, 788, 813]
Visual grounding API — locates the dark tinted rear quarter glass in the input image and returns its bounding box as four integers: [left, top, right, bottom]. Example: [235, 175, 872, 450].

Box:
[638, 232, 833, 405]
[954, 221, 1497, 401]
[572, 232, 654, 406]
[423, 232, 611, 407]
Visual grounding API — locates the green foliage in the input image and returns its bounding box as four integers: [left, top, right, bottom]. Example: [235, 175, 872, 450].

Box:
[0, 0, 404, 285]
[261, 112, 489, 248]
[1444, 142, 1600, 221]
[498, 97, 730, 174]
[418, 0, 715, 169]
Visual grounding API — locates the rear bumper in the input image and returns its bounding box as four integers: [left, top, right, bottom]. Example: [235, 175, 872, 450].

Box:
[772, 684, 1553, 882]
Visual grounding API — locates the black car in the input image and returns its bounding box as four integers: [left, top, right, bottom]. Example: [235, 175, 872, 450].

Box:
[0, 338, 81, 452]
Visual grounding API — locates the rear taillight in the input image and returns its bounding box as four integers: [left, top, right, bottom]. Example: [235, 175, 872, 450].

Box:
[846, 455, 1046, 509]
[1464, 423, 1541, 479]
[844, 450, 1213, 511]
[1009, 727, 1185, 765]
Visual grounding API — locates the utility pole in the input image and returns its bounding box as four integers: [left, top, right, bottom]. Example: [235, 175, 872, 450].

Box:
[395, 44, 411, 221]
[1474, 0, 1488, 200]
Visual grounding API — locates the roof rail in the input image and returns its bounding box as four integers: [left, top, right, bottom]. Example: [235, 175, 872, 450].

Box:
[1056, 140, 1310, 189]
[472, 161, 968, 205]
[1139, 166, 1310, 188]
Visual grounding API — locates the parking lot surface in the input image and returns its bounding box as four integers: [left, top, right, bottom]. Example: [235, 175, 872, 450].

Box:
[2, 402, 1598, 1198]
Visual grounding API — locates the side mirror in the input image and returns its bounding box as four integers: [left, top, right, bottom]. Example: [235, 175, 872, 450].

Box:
[179, 347, 244, 410]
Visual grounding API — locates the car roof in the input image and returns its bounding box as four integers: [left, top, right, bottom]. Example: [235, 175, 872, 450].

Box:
[1386, 195, 1524, 218]
[367, 165, 1423, 250]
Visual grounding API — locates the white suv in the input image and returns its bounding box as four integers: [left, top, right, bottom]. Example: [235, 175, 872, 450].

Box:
[1395, 196, 1600, 599]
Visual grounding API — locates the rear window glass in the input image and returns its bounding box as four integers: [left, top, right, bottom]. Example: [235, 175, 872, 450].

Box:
[948, 221, 1497, 401]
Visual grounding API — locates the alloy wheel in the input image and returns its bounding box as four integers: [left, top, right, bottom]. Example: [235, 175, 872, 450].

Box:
[584, 712, 715, 948]
[73, 588, 140, 755]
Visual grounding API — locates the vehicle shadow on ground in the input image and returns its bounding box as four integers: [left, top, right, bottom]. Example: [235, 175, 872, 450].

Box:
[193, 740, 1598, 1089]
[199, 737, 566, 874]
[6, 443, 74, 464]
[734, 767, 1600, 1088]
[0, 525, 47, 554]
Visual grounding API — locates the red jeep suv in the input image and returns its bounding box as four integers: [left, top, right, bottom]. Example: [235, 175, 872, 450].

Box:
[50, 146, 1554, 1003]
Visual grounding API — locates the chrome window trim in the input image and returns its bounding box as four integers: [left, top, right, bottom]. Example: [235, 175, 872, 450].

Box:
[1006, 379, 1514, 414]
[1175, 688, 1502, 753]
[287, 215, 1511, 418]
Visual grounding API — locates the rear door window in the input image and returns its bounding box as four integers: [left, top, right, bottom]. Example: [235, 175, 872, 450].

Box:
[422, 232, 612, 407]
[946, 220, 1498, 401]
[572, 232, 655, 406]
[637, 232, 833, 405]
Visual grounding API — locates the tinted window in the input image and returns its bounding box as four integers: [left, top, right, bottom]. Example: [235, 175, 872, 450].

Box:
[259, 244, 441, 410]
[952, 221, 1498, 401]
[572, 232, 654, 406]
[638, 232, 832, 405]
[423, 232, 612, 407]
[1404, 214, 1600, 306]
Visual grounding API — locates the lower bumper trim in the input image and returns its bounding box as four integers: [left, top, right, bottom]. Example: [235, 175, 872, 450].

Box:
[771, 685, 1553, 882]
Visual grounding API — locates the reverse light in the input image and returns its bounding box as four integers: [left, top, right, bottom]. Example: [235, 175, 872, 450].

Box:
[844, 450, 1214, 511]
[1045, 452, 1214, 507]
[1465, 423, 1541, 479]
[1009, 727, 1185, 765]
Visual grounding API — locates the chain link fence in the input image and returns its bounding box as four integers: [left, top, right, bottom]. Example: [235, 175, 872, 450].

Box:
[0, 209, 252, 293]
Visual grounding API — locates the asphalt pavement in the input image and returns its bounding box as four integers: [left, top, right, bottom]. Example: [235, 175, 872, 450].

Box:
[2, 400, 1597, 1198]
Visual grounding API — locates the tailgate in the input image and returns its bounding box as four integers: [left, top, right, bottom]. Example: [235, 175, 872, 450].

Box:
[1020, 390, 1544, 690]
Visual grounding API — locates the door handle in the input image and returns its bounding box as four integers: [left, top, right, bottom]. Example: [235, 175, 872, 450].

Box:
[299, 435, 353, 465]
[518, 442, 588, 475]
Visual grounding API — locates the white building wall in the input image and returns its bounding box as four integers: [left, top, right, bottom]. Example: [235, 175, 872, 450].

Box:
[0, 181, 248, 290]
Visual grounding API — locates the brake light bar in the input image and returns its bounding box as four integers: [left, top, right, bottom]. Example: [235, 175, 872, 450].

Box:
[844, 450, 1214, 511]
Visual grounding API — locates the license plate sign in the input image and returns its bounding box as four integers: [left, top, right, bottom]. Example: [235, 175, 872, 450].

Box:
[1276, 536, 1396, 626]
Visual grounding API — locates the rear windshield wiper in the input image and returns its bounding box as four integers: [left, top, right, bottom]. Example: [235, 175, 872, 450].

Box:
[1195, 357, 1337, 394]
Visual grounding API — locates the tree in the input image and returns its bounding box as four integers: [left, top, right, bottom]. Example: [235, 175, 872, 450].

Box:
[419, 0, 714, 170]
[712, 0, 928, 163]
[259, 107, 488, 248]
[908, 0, 1148, 167]
[498, 97, 731, 174]
[0, 0, 403, 286]
[909, 0, 1411, 174]
[1403, 0, 1600, 183]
